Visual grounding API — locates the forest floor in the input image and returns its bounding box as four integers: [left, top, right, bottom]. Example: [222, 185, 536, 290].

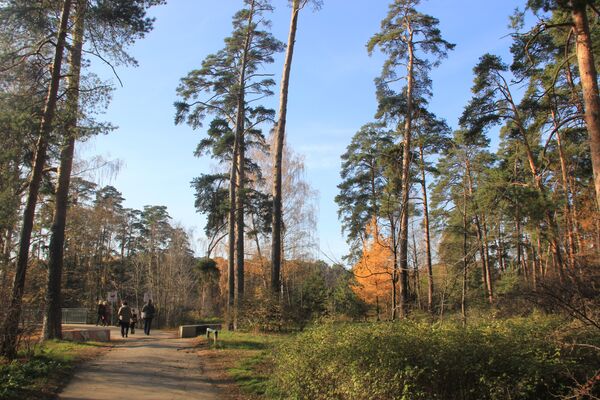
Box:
[58, 325, 226, 400]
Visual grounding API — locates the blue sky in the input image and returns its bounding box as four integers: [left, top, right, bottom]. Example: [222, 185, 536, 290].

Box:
[80, 0, 525, 262]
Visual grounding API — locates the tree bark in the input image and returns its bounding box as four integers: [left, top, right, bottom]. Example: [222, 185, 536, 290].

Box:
[461, 185, 468, 327]
[227, 122, 239, 331]
[389, 216, 399, 321]
[497, 224, 505, 273]
[557, 129, 577, 268]
[481, 214, 493, 303]
[272, 0, 301, 295]
[0, 227, 13, 290]
[235, 134, 245, 305]
[398, 29, 415, 319]
[42, 0, 85, 341]
[410, 229, 422, 310]
[418, 145, 434, 312]
[0, 0, 72, 359]
[572, 1, 600, 211]
[465, 159, 492, 303]
[231, 0, 256, 329]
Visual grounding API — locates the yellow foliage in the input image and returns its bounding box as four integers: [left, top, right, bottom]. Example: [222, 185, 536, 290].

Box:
[351, 219, 394, 315]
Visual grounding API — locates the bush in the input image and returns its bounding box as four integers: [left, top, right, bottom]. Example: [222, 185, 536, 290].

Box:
[0, 340, 103, 399]
[0, 357, 67, 398]
[270, 317, 600, 399]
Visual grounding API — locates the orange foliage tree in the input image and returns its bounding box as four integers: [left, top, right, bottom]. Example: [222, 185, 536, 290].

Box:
[351, 220, 394, 320]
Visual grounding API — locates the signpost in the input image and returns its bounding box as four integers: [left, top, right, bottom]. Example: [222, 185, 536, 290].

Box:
[107, 291, 118, 326]
[107, 291, 118, 304]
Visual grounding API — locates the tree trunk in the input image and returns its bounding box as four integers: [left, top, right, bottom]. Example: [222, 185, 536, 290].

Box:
[235, 135, 245, 305]
[572, 1, 600, 211]
[461, 185, 468, 327]
[1, 227, 13, 290]
[0, 0, 72, 359]
[390, 216, 398, 321]
[411, 229, 422, 310]
[510, 98, 565, 274]
[419, 145, 434, 312]
[227, 131, 238, 331]
[42, 0, 86, 341]
[465, 159, 492, 303]
[398, 30, 415, 319]
[551, 109, 577, 269]
[515, 210, 522, 272]
[272, 0, 301, 295]
[481, 215, 493, 303]
[231, 0, 256, 329]
[497, 224, 505, 273]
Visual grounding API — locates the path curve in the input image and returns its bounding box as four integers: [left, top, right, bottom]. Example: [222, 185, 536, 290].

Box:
[60, 325, 220, 400]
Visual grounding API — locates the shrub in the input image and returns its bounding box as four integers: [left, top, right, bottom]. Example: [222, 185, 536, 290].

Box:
[270, 317, 600, 399]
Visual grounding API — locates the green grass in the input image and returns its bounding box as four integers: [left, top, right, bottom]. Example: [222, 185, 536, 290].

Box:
[213, 331, 285, 397]
[0, 340, 106, 400]
[214, 330, 281, 350]
[229, 353, 270, 395]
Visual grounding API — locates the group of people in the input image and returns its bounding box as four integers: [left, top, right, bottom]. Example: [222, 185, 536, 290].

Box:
[118, 299, 156, 338]
[96, 298, 156, 338]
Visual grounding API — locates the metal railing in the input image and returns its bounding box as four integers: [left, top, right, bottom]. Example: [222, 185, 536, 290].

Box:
[61, 308, 88, 324]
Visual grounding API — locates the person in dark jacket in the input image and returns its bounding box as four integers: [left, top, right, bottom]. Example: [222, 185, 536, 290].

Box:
[96, 300, 105, 326]
[117, 301, 132, 338]
[142, 299, 156, 335]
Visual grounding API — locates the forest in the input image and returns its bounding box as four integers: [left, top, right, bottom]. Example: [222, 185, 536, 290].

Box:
[0, 0, 599, 399]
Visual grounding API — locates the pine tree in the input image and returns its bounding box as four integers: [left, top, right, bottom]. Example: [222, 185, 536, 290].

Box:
[0, 0, 73, 359]
[368, 0, 454, 317]
[175, 0, 283, 328]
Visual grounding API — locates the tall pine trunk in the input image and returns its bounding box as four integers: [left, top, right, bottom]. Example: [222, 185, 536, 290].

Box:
[272, 0, 301, 295]
[230, 0, 255, 329]
[398, 30, 415, 319]
[227, 118, 239, 331]
[552, 113, 577, 269]
[572, 1, 600, 211]
[418, 145, 434, 312]
[42, 0, 85, 340]
[511, 103, 565, 274]
[461, 184, 468, 327]
[235, 135, 245, 305]
[0, 0, 72, 359]
[481, 214, 493, 303]
[465, 159, 493, 303]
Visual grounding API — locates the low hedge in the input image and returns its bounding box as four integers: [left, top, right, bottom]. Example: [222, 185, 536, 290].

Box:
[270, 318, 599, 399]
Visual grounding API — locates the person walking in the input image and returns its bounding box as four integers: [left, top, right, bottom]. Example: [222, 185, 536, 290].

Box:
[104, 301, 112, 326]
[130, 308, 138, 334]
[142, 299, 155, 335]
[117, 301, 132, 338]
[96, 300, 105, 326]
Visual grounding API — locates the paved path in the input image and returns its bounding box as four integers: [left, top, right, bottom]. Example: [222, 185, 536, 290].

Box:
[60, 325, 220, 400]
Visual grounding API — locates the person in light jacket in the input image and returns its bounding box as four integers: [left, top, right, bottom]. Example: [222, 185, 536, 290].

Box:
[117, 301, 132, 338]
[142, 299, 156, 335]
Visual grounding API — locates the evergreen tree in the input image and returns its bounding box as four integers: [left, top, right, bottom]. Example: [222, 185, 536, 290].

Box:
[0, 0, 72, 359]
[175, 0, 283, 328]
[367, 0, 454, 318]
[460, 53, 566, 278]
